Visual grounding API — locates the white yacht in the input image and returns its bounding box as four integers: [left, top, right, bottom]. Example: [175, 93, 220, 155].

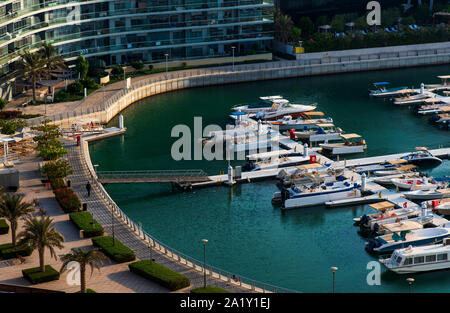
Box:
[402, 147, 442, 167]
[391, 177, 437, 191]
[380, 240, 450, 273]
[275, 180, 361, 210]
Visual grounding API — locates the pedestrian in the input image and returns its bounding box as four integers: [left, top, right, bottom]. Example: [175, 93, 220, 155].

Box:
[86, 181, 91, 197]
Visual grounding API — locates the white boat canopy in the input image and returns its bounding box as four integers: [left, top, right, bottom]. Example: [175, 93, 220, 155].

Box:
[415, 146, 428, 151]
[369, 201, 395, 211]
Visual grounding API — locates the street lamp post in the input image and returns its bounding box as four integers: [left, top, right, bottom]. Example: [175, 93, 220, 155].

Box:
[202, 239, 208, 288]
[407, 278, 415, 293]
[111, 206, 115, 246]
[164, 53, 169, 79]
[331, 266, 338, 293]
[231, 46, 235, 71]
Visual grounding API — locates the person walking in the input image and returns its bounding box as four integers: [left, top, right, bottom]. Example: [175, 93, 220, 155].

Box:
[86, 181, 91, 197]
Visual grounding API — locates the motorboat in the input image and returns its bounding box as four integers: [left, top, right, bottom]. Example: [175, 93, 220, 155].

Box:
[391, 177, 437, 191]
[293, 123, 343, 144]
[242, 150, 309, 172]
[269, 113, 333, 132]
[380, 240, 450, 274]
[404, 188, 450, 201]
[319, 133, 367, 155]
[392, 93, 431, 105]
[416, 104, 450, 115]
[275, 180, 361, 210]
[277, 164, 344, 187]
[434, 198, 450, 215]
[368, 82, 412, 98]
[402, 147, 442, 167]
[366, 227, 450, 253]
[252, 101, 317, 121]
[354, 201, 419, 231]
[232, 96, 284, 113]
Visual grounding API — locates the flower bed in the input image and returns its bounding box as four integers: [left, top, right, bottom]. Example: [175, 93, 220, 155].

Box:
[54, 187, 81, 213]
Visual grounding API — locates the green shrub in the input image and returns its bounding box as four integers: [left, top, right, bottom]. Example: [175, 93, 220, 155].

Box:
[69, 211, 104, 238]
[0, 98, 6, 111]
[111, 65, 124, 77]
[130, 61, 144, 71]
[49, 177, 66, 190]
[67, 81, 83, 94]
[22, 265, 60, 284]
[54, 187, 81, 213]
[80, 77, 100, 90]
[92, 236, 135, 263]
[0, 243, 32, 259]
[0, 219, 9, 235]
[128, 260, 190, 291]
[191, 286, 231, 293]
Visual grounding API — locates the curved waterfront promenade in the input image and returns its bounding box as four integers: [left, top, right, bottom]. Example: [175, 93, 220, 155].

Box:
[65, 137, 295, 293]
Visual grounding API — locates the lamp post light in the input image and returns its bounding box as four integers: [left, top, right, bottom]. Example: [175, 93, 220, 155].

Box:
[164, 53, 169, 79]
[231, 46, 235, 71]
[331, 266, 338, 293]
[407, 277, 415, 293]
[202, 239, 208, 288]
[93, 164, 99, 174]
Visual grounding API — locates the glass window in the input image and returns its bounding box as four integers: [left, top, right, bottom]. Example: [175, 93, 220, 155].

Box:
[426, 255, 436, 262]
[395, 256, 402, 264]
[413, 256, 424, 264]
[403, 258, 413, 265]
[438, 254, 448, 261]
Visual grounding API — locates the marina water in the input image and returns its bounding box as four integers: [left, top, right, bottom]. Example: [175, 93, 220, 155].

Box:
[90, 64, 450, 292]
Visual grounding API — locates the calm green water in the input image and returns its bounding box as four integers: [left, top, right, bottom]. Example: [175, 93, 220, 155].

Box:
[90, 65, 450, 292]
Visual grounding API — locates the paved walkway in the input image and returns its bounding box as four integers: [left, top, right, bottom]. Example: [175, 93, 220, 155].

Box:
[0, 154, 168, 293]
[65, 139, 252, 292]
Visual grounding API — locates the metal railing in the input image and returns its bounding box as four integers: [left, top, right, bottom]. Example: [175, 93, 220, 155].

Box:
[79, 140, 297, 293]
[97, 169, 208, 179]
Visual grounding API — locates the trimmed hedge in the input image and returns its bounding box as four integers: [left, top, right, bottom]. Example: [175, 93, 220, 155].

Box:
[191, 286, 231, 293]
[69, 211, 104, 238]
[0, 243, 32, 259]
[22, 265, 60, 284]
[91, 236, 136, 263]
[49, 177, 66, 190]
[0, 219, 9, 235]
[128, 260, 190, 291]
[54, 187, 81, 213]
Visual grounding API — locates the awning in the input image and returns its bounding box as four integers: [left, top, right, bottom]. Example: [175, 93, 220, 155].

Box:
[373, 82, 390, 86]
[341, 133, 361, 140]
[415, 146, 428, 151]
[369, 201, 395, 211]
[301, 111, 325, 116]
[381, 221, 423, 233]
[396, 164, 417, 171]
[296, 163, 324, 170]
[316, 123, 334, 127]
[388, 159, 408, 165]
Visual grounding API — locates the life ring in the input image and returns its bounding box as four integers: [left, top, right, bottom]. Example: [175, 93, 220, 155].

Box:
[232, 275, 239, 282]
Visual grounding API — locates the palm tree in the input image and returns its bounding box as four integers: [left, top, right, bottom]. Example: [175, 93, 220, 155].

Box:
[0, 193, 34, 247]
[18, 216, 64, 272]
[17, 50, 49, 104]
[274, 9, 294, 44]
[40, 43, 65, 71]
[60, 248, 107, 293]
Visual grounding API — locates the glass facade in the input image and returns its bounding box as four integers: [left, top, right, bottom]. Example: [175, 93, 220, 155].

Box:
[0, 0, 273, 79]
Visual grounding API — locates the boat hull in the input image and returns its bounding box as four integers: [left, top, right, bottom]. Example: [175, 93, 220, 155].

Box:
[283, 187, 360, 209]
[383, 260, 450, 274]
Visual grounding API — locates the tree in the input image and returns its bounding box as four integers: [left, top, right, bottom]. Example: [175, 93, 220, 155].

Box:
[331, 15, 345, 33]
[18, 216, 64, 272]
[290, 26, 302, 42]
[60, 248, 107, 293]
[32, 119, 67, 160]
[76, 56, 89, 80]
[0, 194, 34, 247]
[40, 159, 73, 179]
[298, 16, 314, 37]
[274, 9, 294, 43]
[17, 51, 48, 104]
[40, 43, 65, 74]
